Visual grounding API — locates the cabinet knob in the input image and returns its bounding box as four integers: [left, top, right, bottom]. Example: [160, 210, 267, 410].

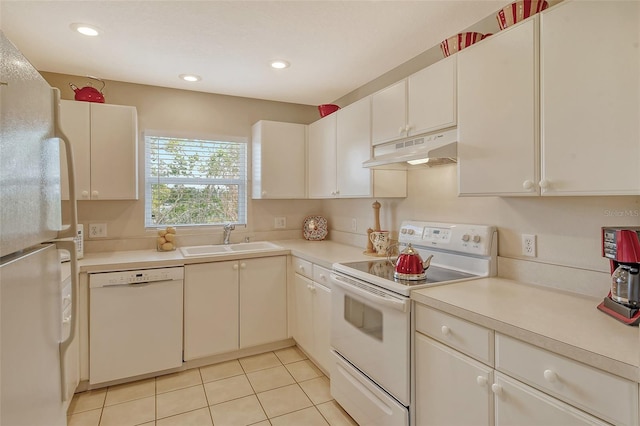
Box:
[233, 264, 239, 270]
[240, 263, 246, 269]
[491, 383, 503, 396]
[398, 126, 405, 134]
[319, 274, 326, 281]
[441, 325, 451, 336]
[91, 190, 99, 198]
[543, 369, 558, 383]
[262, 191, 267, 196]
[522, 180, 535, 190]
[476, 376, 488, 387]
[539, 179, 550, 190]
[299, 265, 305, 272]
[81, 190, 89, 199]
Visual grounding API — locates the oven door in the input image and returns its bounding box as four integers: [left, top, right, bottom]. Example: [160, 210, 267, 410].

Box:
[330, 271, 410, 405]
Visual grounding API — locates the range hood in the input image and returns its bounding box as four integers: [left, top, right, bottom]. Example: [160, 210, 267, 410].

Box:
[363, 128, 457, 169]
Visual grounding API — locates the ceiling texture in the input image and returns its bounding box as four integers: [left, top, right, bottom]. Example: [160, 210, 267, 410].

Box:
[1, 1, 510, 106]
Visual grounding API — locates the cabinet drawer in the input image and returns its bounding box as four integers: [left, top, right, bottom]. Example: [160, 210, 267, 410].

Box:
[496, 333, 638, 426]
[414, 304, 493, 365]
[292, 257, 312, 279]
[312, 265, 331, 289]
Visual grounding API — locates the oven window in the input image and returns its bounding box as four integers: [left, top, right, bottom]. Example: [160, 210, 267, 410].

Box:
[344, 295, 383, 341]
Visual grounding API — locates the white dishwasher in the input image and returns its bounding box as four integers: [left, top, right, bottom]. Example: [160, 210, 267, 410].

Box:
[89, 267, 184, 384]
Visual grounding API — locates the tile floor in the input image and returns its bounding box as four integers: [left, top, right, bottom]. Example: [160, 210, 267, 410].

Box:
[67, 346, 358, 426]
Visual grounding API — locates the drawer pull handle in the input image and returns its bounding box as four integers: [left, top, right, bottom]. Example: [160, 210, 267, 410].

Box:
[491, 383, 503, 396]
[476, 376, 488, 387]
[543, 369, 558, 383]
[441, 325, 451, 336]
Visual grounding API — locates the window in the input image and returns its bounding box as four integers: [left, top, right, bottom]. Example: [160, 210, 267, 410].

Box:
[144, 133, 247, 228]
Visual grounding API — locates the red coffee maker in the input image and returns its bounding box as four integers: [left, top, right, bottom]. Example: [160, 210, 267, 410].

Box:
[597, 227, 640, 325]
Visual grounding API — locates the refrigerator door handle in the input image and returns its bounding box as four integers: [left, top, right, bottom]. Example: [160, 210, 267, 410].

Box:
[52, 87, 78, 240]
[55, 238, 78, 402]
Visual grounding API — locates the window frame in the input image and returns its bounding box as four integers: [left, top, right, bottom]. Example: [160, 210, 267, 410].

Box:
[143, 130, 248, 229]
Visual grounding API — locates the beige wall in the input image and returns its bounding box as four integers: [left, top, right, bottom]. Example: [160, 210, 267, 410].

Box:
[44, 72, 323, 250]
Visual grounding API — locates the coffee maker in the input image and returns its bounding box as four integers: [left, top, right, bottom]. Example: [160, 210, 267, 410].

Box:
[597, 227, 640, 325]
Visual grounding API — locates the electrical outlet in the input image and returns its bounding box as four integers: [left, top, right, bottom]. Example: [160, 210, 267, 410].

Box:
[89, 223, 107, 238]
[351, 218, 357, 232]
[274, 217, 286, 229]
[522, 234, 536, 257]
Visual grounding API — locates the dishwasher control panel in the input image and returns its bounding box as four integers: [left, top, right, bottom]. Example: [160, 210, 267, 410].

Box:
[90, 267, 184, 288]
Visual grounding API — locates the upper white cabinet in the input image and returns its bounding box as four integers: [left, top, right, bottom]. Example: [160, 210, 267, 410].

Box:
[372, 56, 457, 146]
[539, 0, 640, 195]
[252, 120, 306, 199]
[60, 100, 138, 200]
[371, 80, 407, 145]
[457, 17, 538, 196]
[459, 0, 640, 196]
[407, 55, 457, 135]
[308, 99, 406, 199]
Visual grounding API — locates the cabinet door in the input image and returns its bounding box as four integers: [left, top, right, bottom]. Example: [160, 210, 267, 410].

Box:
[458, 18, 539, 196]
[293, 274, 314, 354]
[494, 373, 608, 426]
[252, 121, 306, 199]
[336, 96, 372, 197]
[90, 103, 138, 200]
[371, 80, 407, 145]
[313, 281, 332, 375]
[408, 55, 457, 135]
[59, 100, 91, 200]
[184, 262, 239, 360]
[239, 256, 287, 348]
[415, 333, 493, 426]
[308, 114, 337, 198]
[540, 1, 640, 195]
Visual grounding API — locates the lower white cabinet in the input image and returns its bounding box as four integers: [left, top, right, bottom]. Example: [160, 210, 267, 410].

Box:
[292, 258, 332, 374]
[184, 256, 287, 361]
[413, 304, 634, 426]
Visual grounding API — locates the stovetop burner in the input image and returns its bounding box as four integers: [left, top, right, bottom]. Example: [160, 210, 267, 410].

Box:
[340, 259, 476, 286]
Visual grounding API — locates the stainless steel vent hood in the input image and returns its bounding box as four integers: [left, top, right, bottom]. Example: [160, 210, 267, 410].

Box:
[363, 128, 457, 169]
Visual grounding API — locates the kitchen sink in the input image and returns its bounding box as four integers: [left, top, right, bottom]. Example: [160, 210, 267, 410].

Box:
[180, 241, 282, 257]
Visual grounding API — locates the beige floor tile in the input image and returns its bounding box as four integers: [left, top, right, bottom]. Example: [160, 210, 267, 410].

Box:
[316, 400, 358, 426]
[250, 421, 271, 426]
[67, 408, 101, 426]
[256, 384, 313, 418]
[68, 388, 107, 414]
[156, 407, 213, 426]
[247, 365, 295, 393]
[204, 374, 255, 405]
[239, 352, 282, 373]
[156, 368, 202, 394]
[99, 395, 155, 426]
[156, 385, 208, 419]
[274, 346, 307, 364]
[200, 359, 244, 383]
[270, 407, 330, 426]
[285, 360, 323, 382]
[209, 394, 267, 425]
[299, 376, 332, 405]
[104, 378, 155, 406]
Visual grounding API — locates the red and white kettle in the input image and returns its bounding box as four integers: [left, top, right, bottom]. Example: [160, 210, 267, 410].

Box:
[69, 76, 105, 103]
[390, 243, 433, 281]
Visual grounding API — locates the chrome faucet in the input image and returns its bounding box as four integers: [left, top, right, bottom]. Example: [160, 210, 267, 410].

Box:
[223, 223, 235, 245]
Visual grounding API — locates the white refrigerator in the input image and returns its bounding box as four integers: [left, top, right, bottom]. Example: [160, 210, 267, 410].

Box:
[0, 31, 79, 425]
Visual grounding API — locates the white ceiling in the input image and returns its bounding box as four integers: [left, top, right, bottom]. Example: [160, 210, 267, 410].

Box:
[1, 1, 510, 106]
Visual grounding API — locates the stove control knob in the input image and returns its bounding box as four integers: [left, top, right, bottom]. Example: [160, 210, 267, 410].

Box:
[408, 229, 415, 235]
[462, 234, 470, 242]
[473, 235, 481, 243]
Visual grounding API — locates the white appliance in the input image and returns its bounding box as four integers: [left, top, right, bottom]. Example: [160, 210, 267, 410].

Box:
[89, 267, 184, 384]
[330, 221, 497, 426]
[0, 32, 79, 425]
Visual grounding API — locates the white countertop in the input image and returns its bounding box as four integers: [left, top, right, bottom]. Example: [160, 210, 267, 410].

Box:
[412, 277, 639, 381]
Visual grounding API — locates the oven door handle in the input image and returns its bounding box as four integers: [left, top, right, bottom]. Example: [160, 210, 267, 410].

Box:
[331, 274, 409, 313]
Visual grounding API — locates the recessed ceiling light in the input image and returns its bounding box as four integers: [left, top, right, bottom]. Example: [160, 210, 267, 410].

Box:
[70, 23, 101, 37]
[179, 74, 201, 82]
[270, 60, 290, 69]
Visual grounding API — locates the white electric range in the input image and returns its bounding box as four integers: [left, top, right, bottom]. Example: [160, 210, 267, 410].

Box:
[330, 221, 497, 426]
